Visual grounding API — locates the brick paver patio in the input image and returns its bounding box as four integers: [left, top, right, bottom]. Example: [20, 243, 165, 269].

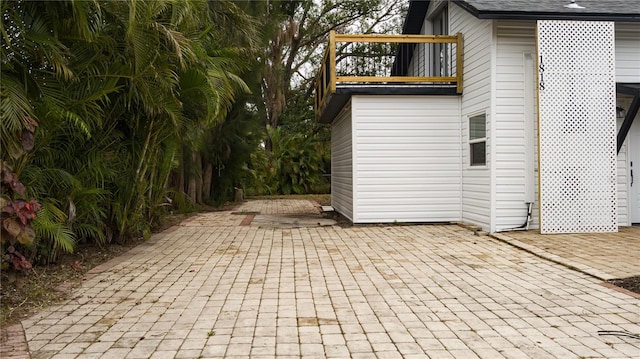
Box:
[493, 228, 640, 280]
[3, 200, 639, 358]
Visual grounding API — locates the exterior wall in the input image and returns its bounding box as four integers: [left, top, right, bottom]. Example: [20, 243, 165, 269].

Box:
[616, 23, 640, 226]
[407, 37, 427, 77]
[494, 20, 539, 231]
[493, 20, 638, 229]
[616, 108, 629, 226]
[407, 0, 447, 77]
[615, 23, 640, 83]
[628, 116, 640, 224]
[616, 95, 640, 226]
[351, 95, 462, 223]
[616, 23, 640, 225]
[330, 101, 354, 221]
[450, 3, 493, 230]
[337, 6, 638, 230]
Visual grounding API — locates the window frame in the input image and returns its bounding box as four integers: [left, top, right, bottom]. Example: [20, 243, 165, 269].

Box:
[468, 113, 487, 167]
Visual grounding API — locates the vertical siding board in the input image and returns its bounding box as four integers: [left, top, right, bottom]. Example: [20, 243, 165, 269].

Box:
[352, 95, 462, 223]
[331, 101, 354, 221]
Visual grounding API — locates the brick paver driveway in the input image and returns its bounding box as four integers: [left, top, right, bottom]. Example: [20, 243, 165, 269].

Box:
[495, 227, 640, 281]
[17, 200, 640, 358]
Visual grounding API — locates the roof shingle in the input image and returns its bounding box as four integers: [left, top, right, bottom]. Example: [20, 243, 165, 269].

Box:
[454, 0, 640, 20]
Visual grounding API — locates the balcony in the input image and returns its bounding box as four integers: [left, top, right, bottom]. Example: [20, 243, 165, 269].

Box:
[314, 31, 463, 123]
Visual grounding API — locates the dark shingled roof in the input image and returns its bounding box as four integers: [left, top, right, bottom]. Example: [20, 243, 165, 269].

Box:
[402, 0, 640, 30]
[454, 0, 640, 21]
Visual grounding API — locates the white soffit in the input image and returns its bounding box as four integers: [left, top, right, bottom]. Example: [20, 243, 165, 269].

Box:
[537, 20, 617, 234]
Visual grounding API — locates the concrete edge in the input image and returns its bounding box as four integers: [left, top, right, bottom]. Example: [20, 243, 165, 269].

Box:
[600, 282, 640, 300]
[489, 232, 616, 282]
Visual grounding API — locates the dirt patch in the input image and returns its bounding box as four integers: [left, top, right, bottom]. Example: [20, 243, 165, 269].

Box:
[0, 242, 138, 327]
[322, 210, 353, 227]
[321, 210, 423, 228]
[608, 275, 640, 295]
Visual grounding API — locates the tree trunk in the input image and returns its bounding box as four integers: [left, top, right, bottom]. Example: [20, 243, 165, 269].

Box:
[187, 151, 197, 203]
[202, 161, 213, 200]
[194, 151, 203, 204]
[187, 177, 196, 203]
[177, 148, 186, 193]
[265, 136, 273, 152]
[178, 168, 185, 194]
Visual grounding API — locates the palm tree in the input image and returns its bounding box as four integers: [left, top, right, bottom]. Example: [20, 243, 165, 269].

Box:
[171, 0, 258, 205]
[1, 0, 260, 262]
[2, 0, 111, 261]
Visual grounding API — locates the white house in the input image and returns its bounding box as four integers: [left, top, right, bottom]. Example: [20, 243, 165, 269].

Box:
[314, 0, 640, 234]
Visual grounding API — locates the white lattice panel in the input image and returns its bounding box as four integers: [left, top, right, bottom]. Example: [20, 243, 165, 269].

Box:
[537, 20, 617, 234]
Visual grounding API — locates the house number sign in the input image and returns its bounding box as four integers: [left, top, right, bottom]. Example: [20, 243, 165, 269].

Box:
[538, 56, 545, 90]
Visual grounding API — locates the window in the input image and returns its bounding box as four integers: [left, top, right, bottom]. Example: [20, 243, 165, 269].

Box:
[469, 114, 486, 166]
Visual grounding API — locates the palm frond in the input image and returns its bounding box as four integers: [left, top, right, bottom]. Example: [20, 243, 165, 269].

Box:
[33, 201, 76, 255]
[0, 75, 36, 158]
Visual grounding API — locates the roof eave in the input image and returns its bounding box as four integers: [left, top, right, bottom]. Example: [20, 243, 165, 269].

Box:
[473, 12, 640, 22]
[452, 0, 640, 22]
[401, 0, 431, 35]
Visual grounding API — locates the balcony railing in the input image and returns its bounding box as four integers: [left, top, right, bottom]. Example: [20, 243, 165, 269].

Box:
[314, 31, 463, 121]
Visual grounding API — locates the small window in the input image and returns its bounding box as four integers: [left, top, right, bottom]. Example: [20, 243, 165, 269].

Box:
[469, 114, 486, 166]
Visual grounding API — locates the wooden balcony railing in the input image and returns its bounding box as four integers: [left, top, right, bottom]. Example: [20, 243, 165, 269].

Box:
[314, 31, 463, 121]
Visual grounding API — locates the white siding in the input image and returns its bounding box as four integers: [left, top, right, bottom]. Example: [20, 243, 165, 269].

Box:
[351, 95, 462, 223]
[616, 95, 639, 226]
[617, 114, 629, 227]
[407, 0, 445, 77]
[629, 118, 640, 224]
[493, 20, 636, 230]
[615, 23, 640, 83]
[494, 20, 540, 231]
[615, 23, 639, 224]
[617, 24, 640, 223]
[331, 102, 354, 221]
[408, 37, 427, 77]
[450, 3, 493, 230]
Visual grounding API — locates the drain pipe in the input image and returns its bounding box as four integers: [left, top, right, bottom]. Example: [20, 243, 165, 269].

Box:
[495, 202, 533, 232]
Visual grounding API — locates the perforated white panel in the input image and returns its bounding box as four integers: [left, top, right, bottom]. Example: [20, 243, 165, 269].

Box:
[537, 21, 617, 234]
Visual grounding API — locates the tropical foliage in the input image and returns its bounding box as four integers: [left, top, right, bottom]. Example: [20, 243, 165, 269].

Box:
[1, 0, 257, 265]
[1, 160, 40, 270]
[1, 0, 406, 268]
[246, 125, 329, 196]
[240, 0, 405, 193]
